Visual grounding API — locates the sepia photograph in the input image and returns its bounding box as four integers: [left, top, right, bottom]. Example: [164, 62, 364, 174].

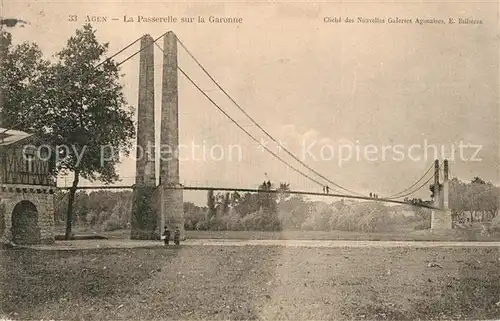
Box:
[0, 1, 499, 320]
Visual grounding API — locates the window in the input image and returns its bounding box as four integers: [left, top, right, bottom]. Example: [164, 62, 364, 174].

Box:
[38, 147, 49, 160]
[24, 146, 36, 156]
[23, 146, 36, 173]
[25, 155, 34, 173]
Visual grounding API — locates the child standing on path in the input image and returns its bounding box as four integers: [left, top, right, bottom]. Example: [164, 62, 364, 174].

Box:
[173, 227, 180, 246]
[162, 226, 171, 246]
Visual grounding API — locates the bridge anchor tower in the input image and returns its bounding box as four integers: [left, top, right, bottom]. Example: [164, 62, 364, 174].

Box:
[430, 159, 452, 230]
[131, 32, 185, 240]
[131, 34, 159, 239]
[158, 31, 185, 240]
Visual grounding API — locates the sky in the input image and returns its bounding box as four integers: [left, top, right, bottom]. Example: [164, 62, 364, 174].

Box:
[3, 1, 499, 205]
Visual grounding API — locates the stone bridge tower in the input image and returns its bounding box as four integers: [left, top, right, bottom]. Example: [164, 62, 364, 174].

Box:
[158, 32, 185, 240]
[430, 159, 452, 230]
[130, 34, 158, 239]
[131, 32, 185, 240]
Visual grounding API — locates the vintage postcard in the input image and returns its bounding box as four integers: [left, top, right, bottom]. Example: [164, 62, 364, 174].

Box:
[0, 1, 499, 320]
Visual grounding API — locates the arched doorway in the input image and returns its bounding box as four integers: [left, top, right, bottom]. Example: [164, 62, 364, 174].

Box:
[11, 200, 40, 245]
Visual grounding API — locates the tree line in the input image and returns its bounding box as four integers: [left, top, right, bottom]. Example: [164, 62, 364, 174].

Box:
[404, 176, 499, 224]
[54, 181, 425, 233]
[52, 177, 499, 234]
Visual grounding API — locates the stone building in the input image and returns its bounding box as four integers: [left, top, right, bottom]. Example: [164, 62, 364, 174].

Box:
[0, 128, 55, 245]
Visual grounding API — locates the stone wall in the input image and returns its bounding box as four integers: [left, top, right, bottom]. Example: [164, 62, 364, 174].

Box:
[0, 186, 55, 244]
[431, 209, 453, 230]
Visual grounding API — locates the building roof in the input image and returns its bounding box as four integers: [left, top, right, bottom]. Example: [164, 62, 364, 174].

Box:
[0, 128, 34, 146]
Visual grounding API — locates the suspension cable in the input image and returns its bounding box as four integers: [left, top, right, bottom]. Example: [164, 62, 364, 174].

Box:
[385, 162, 434, 199]
[177, 64, 325, 189]
[174, 35, 362, 196]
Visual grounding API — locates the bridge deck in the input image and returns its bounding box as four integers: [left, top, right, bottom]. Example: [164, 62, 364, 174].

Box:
[57, 185, 440, 209]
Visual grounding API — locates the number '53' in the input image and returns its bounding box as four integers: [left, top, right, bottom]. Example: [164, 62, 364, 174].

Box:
[68, 15, 78, 22]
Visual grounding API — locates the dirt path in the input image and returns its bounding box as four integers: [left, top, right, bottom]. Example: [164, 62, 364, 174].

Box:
[23, 239, 500, 251]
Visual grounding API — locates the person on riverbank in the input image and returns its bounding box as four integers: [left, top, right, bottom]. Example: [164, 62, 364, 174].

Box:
[173, 227, 180, 246]
[162, 226, 171, 246]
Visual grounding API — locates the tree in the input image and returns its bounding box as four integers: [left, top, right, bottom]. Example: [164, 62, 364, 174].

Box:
[37, 24, 135, 239]
[483, 185, 499, 220]
[0, 30, 50, 128]
[446, 176, 499, 223]
[277, 182, 291, 203]
[0, 19, 30, 28]
[277, 194, 308, 229]
[235, 192, 259, 216]
[449, 177, 467, 220]
[230, 191, 241, 207]
[468, 178, 495, 222]
[471, 176, 486, 185]
[207, 190, 216, 220]
[403, 197, 432, 220]
[222, 192, 231, 215]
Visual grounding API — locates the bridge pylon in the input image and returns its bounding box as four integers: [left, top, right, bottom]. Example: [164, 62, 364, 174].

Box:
[131, 34, 159, 240]
[430, 159, 452, 230]
[158, 31, 185, 240]
[131, 31, 185, 240]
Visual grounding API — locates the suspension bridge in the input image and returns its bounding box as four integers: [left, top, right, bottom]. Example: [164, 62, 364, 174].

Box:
[37, 31, 453, 238]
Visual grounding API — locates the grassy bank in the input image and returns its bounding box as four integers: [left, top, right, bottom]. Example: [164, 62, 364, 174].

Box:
[1, 246, 499, 320]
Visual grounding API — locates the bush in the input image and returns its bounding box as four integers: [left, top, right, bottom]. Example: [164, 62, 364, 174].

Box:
[184, 205, 207, 230]
[241, 211, 260, 230]
[225, 212, 245, 231]
[357, 210, 394, 232]
[239, 210, 281, 231]
[208, 216, 227, 231]
[103, 217, 120, 231]
[277, 196, 309, 229]
[194, 219, 209, 231]
[85, 211, 98, 226]
[490, 216, 500, 232]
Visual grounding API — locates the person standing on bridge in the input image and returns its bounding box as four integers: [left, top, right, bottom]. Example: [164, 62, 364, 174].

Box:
[325, 186, 330, 194]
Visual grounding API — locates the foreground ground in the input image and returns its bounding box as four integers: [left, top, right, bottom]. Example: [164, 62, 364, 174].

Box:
[1, 245, 500, 320]
[56, 226, 500, 242]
